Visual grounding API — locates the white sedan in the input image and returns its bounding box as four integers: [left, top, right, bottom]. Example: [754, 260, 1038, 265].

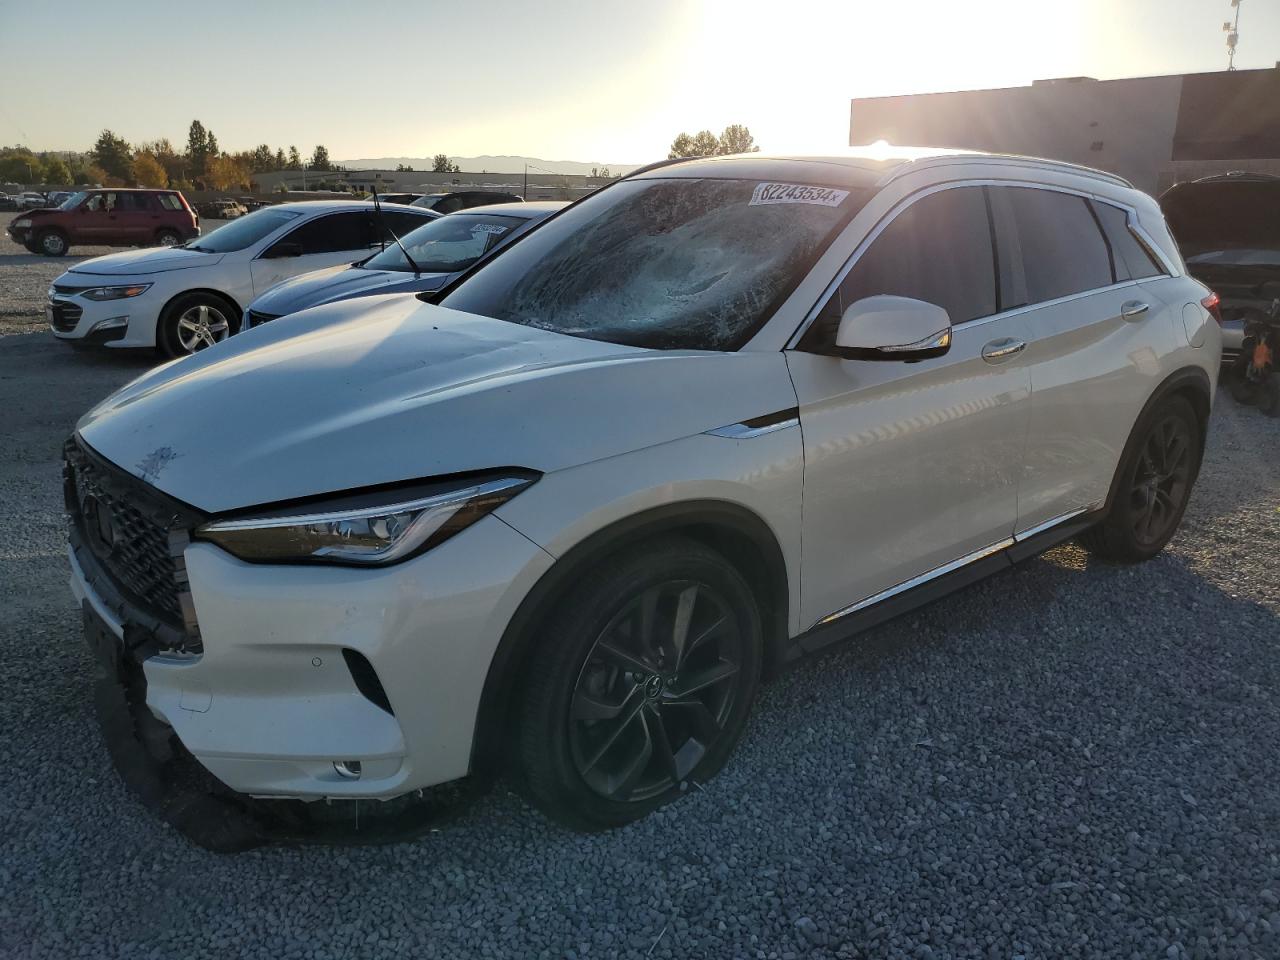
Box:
[46, 200, 436, 356]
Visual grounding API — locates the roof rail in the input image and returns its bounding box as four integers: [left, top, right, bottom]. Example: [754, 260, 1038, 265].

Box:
[885, 153, 1135, 190]
[621, 156, 701, 180]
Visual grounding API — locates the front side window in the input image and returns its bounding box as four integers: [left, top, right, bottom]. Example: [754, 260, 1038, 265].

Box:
[272, 212, 371, 255]
[441, 177, 860, 350]
[84, 192, 115, 212]
[1001, 187, 1113, 304]
[365, 213, 522, 273]
[188, 208, 301, 253]
[59, 191, 87, 210]
[811, 185, 997, 341]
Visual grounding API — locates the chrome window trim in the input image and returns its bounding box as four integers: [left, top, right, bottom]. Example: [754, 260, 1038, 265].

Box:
[785, 178, 1179, 351]
[810, 501, 1103, 630]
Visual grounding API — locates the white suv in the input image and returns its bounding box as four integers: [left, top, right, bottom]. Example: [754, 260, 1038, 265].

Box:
[66, 150, 1219, 842]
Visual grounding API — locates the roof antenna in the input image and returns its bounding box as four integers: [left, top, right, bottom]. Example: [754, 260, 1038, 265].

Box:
[371, 184, 423, 276]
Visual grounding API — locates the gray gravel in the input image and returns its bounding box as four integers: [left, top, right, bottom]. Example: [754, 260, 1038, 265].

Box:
[2, 213, 1280, 959]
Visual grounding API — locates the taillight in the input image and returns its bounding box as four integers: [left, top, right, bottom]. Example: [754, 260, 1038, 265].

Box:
[1201, 291, 1222, 325]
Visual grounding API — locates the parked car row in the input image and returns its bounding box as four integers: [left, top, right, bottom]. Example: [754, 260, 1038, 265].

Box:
[62, 150, 1221, 844]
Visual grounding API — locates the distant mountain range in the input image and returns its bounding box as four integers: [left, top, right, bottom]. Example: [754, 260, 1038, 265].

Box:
[334, 155, 643, 175]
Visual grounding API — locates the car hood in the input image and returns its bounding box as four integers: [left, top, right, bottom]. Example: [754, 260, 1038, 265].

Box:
[69, 246, 224, 276]
[251, 263, 451, 317]
[77, 295, 794, 513]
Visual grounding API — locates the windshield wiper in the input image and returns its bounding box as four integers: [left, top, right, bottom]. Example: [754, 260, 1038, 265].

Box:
[372, 189, 423, 276]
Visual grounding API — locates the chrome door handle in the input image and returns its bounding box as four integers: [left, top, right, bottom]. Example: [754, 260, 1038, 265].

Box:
[981, 338, 1026, 363]
[1121, 300, 1150, 321]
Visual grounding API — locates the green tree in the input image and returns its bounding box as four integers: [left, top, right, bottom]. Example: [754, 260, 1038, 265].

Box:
[205, 130, 219, 158]
[717, 124, 758, 155]
[431, 153, 459, 173]
[250, 144, 275, 172]
[310, 144, 331, 171]
[0, 149, 44, 183]
[186, 119, 210, 175]
[667, 132, 698, 158]
[287, 146, 302, 170]
[41, 155, 72, 184]
[395, 163, 414, 171]
[691, 130, 720, 156]
[274, 147, 286, 169]
[91, 129, 134, 181]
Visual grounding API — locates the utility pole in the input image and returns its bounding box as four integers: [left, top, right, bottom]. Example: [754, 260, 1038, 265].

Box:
[1224, 0, 1242, 70]
[523, 163, 528, 198]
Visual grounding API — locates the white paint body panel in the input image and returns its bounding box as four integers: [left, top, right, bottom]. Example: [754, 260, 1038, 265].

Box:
[48, 201, 430, 349]
[70, 153, 1220, 800]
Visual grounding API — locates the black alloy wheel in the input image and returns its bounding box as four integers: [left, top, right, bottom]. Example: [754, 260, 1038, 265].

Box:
[516, 537, 762, 829]
[1080, 394, 1201, 563]
[569, 579, 743, 803]
[1127, 412, 1193, 548]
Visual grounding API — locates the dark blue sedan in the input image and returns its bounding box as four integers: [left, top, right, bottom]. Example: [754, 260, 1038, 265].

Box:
[242, 201, 567, 330]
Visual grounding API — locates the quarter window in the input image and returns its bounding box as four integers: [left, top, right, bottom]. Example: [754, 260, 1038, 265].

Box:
[1001, 188, 1114, 303]
[816, 185, 997, 337]
[1092, 201, 1164, 280]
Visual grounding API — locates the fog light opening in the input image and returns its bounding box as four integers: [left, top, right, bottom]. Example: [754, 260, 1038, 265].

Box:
[333, 760, 363, 780]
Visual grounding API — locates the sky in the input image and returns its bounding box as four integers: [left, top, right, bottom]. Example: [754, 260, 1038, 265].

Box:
[1, 0, 1277, 165]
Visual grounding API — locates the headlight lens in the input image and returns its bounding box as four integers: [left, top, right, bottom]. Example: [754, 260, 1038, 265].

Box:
[82, 284, 153, 301]
[196, 474, 536, 565]
[14, 218, 31, 228]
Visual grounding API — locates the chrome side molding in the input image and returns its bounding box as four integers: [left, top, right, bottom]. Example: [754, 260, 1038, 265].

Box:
[706, 408, 799, 439]
[813, 502, 1103, 629]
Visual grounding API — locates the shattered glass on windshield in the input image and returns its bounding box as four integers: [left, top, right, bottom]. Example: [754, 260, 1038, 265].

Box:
[440, 178, 857, 350]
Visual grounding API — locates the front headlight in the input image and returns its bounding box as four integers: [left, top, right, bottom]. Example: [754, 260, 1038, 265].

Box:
[196, 473, 537, 565]
[82, 284, 153, 302]
[13, 218, 31, 228]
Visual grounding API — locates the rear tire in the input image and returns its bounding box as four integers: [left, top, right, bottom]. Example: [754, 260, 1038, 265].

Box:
[36, 229, 68, 256]
[1258, 377, 1280, 418]
[155, 229, 181, 247]
[515, 537, 763, 830]
[1079, 394, 1201, 563]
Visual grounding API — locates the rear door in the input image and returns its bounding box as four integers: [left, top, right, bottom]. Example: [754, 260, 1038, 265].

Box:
[991, 185, 1181, 534]
[250, 211, 376, 295]
[787, 184, 1032, 628]
[115, 192, 156, 244]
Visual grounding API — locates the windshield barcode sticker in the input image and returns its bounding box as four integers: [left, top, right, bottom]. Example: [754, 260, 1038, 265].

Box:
[749, 183, 849, 207]
[470, 224, 509, 235]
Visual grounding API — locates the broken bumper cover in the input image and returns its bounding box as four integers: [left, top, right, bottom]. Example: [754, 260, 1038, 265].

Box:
[69, 514, 553, 804]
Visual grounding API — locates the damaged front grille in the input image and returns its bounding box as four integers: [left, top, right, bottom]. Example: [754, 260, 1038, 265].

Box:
[63, 436, 204, 654]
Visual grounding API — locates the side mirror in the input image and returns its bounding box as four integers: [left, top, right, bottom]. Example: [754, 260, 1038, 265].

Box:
[265, 242, 302, 259]
[833, 295, 953, 361]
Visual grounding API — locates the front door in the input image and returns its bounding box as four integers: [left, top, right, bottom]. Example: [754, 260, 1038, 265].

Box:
[788, 185, 1032, 629]
[250, 211, 377, 296]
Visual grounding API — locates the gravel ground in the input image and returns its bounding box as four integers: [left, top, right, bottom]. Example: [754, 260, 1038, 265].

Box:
[2, 211, 1279, 959]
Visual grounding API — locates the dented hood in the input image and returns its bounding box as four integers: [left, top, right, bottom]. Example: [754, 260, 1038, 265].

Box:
[77, 294, 794, 513]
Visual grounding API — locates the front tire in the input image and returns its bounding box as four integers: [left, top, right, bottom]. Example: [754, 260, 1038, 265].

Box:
[36, 229, 68, 256]
[157, 292, 238, 358]
[516, 537, 763, 830]
[1079, 394, 1201, 563]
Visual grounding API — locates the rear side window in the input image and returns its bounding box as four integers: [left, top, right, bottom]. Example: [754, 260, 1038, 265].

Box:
[1001, 188, 1113, 303]
[119, 193, 153, 211]
[276, 212, 371, 255]
[819, 186, 997, 331]
[1092, 201, 1164, 280]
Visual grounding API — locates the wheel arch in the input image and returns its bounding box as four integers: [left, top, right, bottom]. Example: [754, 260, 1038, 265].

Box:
[159, 287, 244, 333]
[1101, 364, 1212, 513]
[469, 500, 790, 779]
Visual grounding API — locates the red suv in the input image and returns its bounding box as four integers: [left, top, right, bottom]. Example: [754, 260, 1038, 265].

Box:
[7, 188, 199, 256]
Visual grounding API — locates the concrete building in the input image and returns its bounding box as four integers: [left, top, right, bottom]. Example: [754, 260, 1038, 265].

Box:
[849, 67, 1280, 195]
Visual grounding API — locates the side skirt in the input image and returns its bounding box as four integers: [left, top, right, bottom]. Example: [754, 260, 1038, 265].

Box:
[777, 508, 1102, 667]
